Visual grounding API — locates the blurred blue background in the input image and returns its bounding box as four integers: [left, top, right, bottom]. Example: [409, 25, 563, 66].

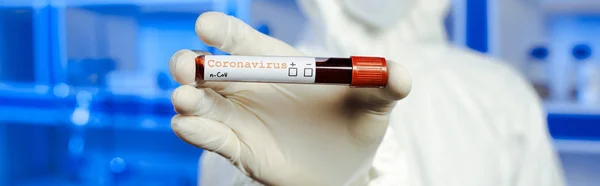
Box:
[1, 0, 599, 185]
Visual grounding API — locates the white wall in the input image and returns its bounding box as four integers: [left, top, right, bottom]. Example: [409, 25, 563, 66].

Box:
[488, 0, 547, 71]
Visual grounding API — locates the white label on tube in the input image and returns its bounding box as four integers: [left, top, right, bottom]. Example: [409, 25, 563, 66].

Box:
[203, 55, 317, 83]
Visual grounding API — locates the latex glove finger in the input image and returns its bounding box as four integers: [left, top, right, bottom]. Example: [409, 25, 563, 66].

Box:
[171, 85, 233, 123]
[195, 11, 304, 56]
[351, 60, 412, 113]
[169, 49, 231, 92]
[171, 115, 247, 164]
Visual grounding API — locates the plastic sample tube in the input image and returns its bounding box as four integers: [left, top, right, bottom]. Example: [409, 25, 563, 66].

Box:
[573, 44, 600, 106]
[195, 54, 388, 88]
[527, 46, 550, 99]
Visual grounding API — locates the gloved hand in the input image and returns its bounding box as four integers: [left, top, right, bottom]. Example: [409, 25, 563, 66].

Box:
[169, 12, 412, 186]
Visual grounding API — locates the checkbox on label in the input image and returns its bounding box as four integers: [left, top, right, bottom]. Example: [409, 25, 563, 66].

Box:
[289, 68, 298, 76]
[304, 68, 313, 77]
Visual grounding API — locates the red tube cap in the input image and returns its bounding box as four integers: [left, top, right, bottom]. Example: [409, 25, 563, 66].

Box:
[350, 56, 388, 87]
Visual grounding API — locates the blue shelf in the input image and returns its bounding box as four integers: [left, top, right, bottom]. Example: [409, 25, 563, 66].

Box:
[0, 83, 51, 95]
[0, 83, 56, 125]
[549, 113, 600, 140]
[0, 86, 175, 130]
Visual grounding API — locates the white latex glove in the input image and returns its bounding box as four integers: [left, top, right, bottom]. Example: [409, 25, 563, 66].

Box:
[168, 12, 412, 186]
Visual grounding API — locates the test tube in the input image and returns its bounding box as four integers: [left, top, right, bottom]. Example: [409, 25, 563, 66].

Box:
[527, 46, 550, 99]
[573, 44, 600, 106]
[194, 52, 388, 88]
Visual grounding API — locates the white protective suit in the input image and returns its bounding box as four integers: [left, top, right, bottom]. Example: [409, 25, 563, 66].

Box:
[169, 0, 566, 185]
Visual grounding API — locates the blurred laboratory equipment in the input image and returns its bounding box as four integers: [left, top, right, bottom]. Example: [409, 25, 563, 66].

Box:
[489, 0, 600, 186]
[1, 0, 253, 185]
[527, 45, 551, 99]
[573, 44, 600, 107]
